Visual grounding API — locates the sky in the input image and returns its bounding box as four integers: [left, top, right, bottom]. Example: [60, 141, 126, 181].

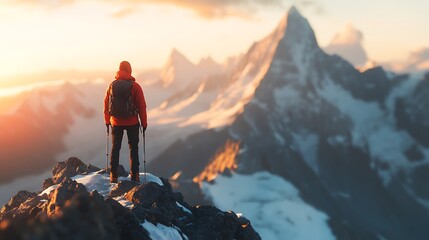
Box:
[0, 0, 428, 79]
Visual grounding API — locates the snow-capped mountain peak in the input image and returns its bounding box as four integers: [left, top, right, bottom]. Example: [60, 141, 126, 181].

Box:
[169, 48, 192, 65]
[281, 6, 318, 50]
[159, 48, 196, 88]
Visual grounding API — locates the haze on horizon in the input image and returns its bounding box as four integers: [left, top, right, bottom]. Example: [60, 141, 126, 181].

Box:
[0, 0, 428, 80]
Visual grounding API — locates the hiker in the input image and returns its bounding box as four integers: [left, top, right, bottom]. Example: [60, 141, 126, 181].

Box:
[104, 61, 147, 183]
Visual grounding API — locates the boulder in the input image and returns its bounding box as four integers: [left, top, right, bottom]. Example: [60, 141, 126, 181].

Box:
[109, 180, 140, 198]
[46, 178, 87, 216]
[185, 206, 261, 240]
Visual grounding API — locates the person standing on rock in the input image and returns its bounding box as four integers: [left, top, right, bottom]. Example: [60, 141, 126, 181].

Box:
[104, 61, 147, 183]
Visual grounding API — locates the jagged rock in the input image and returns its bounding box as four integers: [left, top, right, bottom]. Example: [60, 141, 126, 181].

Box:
[106, 198, 150, 240]
[46, 157, 101, 189]
[0, 191, 46, 223]
[46, 178, 87, 216]
[0, 191, 120, 240]
[125, 182, 167, 208]
[1, 191, 37, 214]
[42, 178, 55, 190]
[236, 216, 262, 240]
[109, 180, 140, 198]
[185, 206, 261, 240]
[48, 191, 119, 239]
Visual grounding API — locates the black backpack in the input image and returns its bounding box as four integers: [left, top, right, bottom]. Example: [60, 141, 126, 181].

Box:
[108, 80, 137, 118]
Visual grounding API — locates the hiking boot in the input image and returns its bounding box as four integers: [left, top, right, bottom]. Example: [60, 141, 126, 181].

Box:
[110, 172, 118, 183]
[131, 172, 140, 182]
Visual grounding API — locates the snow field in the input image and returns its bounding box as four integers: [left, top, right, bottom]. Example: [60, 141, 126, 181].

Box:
[317, 77, 418, 183]
[202, 171, 336, 240]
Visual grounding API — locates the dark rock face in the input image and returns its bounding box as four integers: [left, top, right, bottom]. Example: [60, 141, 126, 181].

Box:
[0, 159, 261, 240]
[186, 206, 260, 240]
[109, 180, 140, 198]
[396, 73, 429, 147]
[0, 191, 45, 223]
[0, 191, 120, 240]
[106, 199, 150, 240]
[0, 191, 37, 214]
[150, 129, 231, 179]
[169, 179, 212, 206]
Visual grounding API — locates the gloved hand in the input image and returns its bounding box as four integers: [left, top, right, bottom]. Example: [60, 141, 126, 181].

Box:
[106, 123, 111, 133]
[142, 125, 147, 132]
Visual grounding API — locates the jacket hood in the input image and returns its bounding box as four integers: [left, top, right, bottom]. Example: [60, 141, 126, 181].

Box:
[119, 61, 132, 74]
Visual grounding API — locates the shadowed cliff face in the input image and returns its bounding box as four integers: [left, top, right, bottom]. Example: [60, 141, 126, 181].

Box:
[0, 157, 261, 240]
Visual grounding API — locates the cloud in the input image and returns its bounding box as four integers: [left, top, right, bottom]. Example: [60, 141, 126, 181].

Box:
[111, 7, 137, 18]
[329, 23, 364, 45]
[407, 48, 429, 71]
[12, 0, 75, 8]
[324, 24, 368, 66]
[139, 0, 288, 18]
[409, 48, 429, 64]
[6, 0, 322, 19]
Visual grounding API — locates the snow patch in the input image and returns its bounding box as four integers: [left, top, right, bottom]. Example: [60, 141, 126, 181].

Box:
[141, 221, 186, 240]
[292, 132, 319, 173]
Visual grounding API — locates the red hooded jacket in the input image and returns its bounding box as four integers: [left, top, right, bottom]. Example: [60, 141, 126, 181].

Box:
[104, 62, 147, 128]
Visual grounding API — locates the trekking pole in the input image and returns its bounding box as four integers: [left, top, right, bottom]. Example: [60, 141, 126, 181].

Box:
[140, 126, 147, 182]
[106, 125, 110, 175]
[144, 130, 147, 182]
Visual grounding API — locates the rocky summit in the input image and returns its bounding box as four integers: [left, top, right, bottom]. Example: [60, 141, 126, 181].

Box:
[0, 157, 261, 240]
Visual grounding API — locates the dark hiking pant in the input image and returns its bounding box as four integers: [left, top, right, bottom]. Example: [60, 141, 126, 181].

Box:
[110, 124, 140, 176]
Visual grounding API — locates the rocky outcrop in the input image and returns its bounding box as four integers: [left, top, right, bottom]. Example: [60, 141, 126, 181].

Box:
[43, 157, 100, 189]
[45, 178, 88, 216]
[0, 190, 43, 223]
[0, 190, 121, 240]
[42, 157, 129, 190]
[0, 158, 261, 240]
